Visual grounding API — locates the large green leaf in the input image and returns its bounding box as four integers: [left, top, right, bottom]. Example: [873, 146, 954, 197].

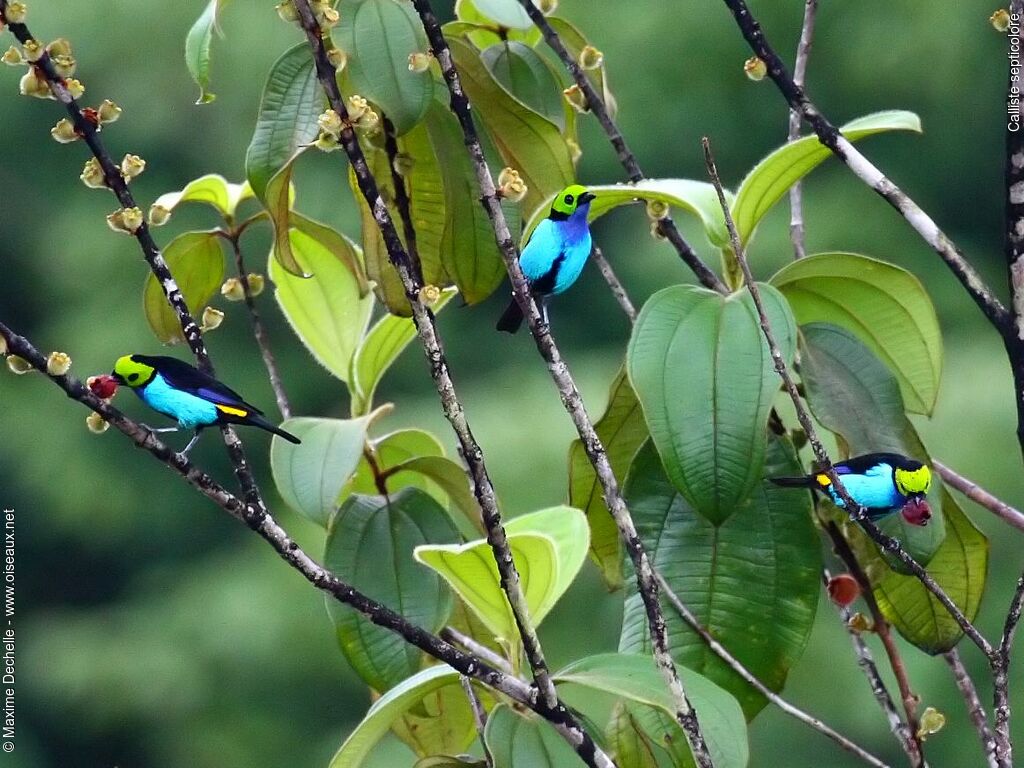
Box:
[400, 113, 447, 285]
[482, 41, 565, 129]
[524, 180, 730, 248]
[619, 438, 820, 719]
[555, 653, 749, 768]
[143, 231, 224, 344]
[467, 0, 533, 28]
[732, 110, 921, 245]
[150, 174, 253, 222]
[772, 252, 942, 414]
[342, 428, 447, 501]
[336, 0, 433, 135]
[270, 415, 378, 527]
[414, 507, 589, 645]
[391, 682, 479, 759]
[484, 705, 581, 768]
[184, 0, 228, 104]
[800, 323, 946, 565]
[449, 36, 574, 215]
[387, 456, 483, 538]
[449, 2, 540, 48]
[567, 368, 647, 590]
[325, 489, 460, 692]
[607, 701, 660, 768]
[348, 287, 457, 416]
[627, 284, 797, 524]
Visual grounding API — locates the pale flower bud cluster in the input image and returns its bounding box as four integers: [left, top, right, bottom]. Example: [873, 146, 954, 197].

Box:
[200, 307, 225, 332]
[563, 84, 589, 113]
[578, 45, 603, 71]
[45, 351, 71, 376]
[407, 51, 431, 73]
[497, 167, 527, 203]
[3, 2, 27, 24]
[50, 117, 78, 143]
[120, 153, 146, 181]
[744, 56, 767, 81]
[106, 207, 144, 234]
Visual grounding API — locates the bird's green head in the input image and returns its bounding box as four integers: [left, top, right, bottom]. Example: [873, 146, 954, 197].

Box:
[112, 355, 156, 388]
[549, 184, 595, 218]
[894, 463, 931, 497]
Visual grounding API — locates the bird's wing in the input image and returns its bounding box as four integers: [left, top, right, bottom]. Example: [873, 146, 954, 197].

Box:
[144, 356, 264, 416]
[519, 220, 564, 283]
[836, 453, 905, 475]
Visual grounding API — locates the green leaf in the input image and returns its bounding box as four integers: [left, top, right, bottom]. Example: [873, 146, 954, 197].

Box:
[732, 110, 922, 245]
[523, 179, 731, 249]
[270, 227, 374, 383]
[151, 174, 253, 222]
[143, 231, 224, 344]
[554, 653, 749, 768]
[449, 36, 574, 215]
[627, 284, 797, 524]
[392, 682, 481, 760]
[387, 456, 484, 538]
[343, 428, 447, 502]
[466, 0, 533, 28]
[607, 701, 660, 768]
[400, 113, 447, 286]
[567, 368, 647, 590]
[619, 437, 820, 719]
[270, 414, 379, 527]
[799, 323, 946, 565]
[349, 287, 457, 416]
[292, 213, 371, 294]
[265, 158, 309, 277]
[771, 252, 943, 414]
[184, 0, 228, 104]
[482, 41, 565, 129]
[325, 489, 460, 692]
[484, 705, 581, 768]
[414, 507, 589, 644]
[414, 758, 486, 768]
[452, 1, 541, 47]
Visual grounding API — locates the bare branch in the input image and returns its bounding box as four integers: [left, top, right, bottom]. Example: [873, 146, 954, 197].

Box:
[944, 648, 999, 768]
[787, 0, 817, 259]
[442, 626, 513, 675]
[934, 461, 1024, 534]
[592, 246, 637, 323]
[460, 676, 495, 768]
[993, 567, 1024, 767]
[412, 4, 715, 764]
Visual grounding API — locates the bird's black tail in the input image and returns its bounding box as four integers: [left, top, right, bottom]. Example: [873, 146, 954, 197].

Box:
[250, 414, 301, 444]
[769, 475, 814, 488]
[496, 298, 524, 334]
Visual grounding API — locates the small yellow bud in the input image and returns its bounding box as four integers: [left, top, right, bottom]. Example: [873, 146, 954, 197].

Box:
[80, 157, 106, 189]
[649, 220, 666, 241]
[1, 46, 24, 66]
[45, 38, 72, 57]
[317, 108, 343, 138]
[744, 56, 767, 81]
[86, 411, 110, 434]
[916, 707, 946, 740]
[22, 38, 43, 62]
[566, 138, 582, 164]
[64, 77, 84, 99]
[355, 107, 380, 133]
[246, 273, 265, 297]
[497, 167, 527, 203]
[148, 203, 172, 226]
[319, 6, 340, 28]
[200, 306, 225, 332]
[992, 9, 1011, 31]
[314, 131, 341, 152]
[847, 612, 874, 633]
[275, 0, 298, 22]
[51, 53, 75, 78]
[408, 51, 430, 73]
[563, 84, 589, 113]
[106, 206, 143, 234]
[6, 355, 32, 374]
[97, 99, 122, 124]
[392, 152, 415, 177]
[221, 277, 246, 301]
[19, 67, 51, 98]
[120, 153, 146, 180]
[646, 199, 670, 221]
[537, 0, 557, 14]
[45, 351, 71, 376]
[419, 285, 442, 305]
[578, 45, 603, 71]
[327, 48, 347, 71]
[0, 335, 6, 355]
[50, 117, 79, 144]
[3, 2, 27, 24]
[346, 94, 369, 121]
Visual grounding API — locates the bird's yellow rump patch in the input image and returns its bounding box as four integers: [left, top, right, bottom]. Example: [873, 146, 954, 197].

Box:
[215, 404, 248, 417]
[815, 473, 831, 487]
[895, 465, 931, 496]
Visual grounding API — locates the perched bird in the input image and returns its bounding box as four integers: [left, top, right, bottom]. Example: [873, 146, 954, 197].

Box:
[770, 452, 932, 524]
[111, 354, 300, 454]
[497, 184, 596, 334]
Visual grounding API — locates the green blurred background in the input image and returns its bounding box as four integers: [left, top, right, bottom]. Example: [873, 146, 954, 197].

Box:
[0, 1, 1020, 766]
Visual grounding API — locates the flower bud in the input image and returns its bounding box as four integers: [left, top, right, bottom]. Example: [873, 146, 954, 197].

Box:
[916, 707, 945, 740]
[201, 306, 225, 331]
[321, 7, 340, 27]
[106, 206, 143, 234]
[826, 574, 860, 607]
[50, 117, 78, 143]
[2, 46, 24, 66]
[408, 51, 430, 73]
[566, 137, 582, 164]
[847, 612, 873, 633]
[744, 56, 767, 81]
[646, 199, 670, 221]
[497, 167, 527, 203]
[97, 98, 122, 124]
[563, 84, 589, 113]
[22, 38, 43, 62]
[537, 0, 557, 14]
[51, 53, 75, 78]
[275, 0, 298, 22]
[46, 351, 71, 375]
[419, 285, 442, 305]
[120, 153, 146, 180]
[392, 152, 415, 177]
[80, 157, 106, 189]
[649, 220, 666, 241]
[148, 203, 171, 226]
[317, 108, 343, 138]
[346, 94, 369, 120]
[46, 38, 72, 57]
[87, 374, 118, 400]
[992, 8, 1011, 31]
[0, 335, 6, 355]
[355, 107, 380, 133]
[3, 2, 26, 24]
[221, 277, 246, 301]
[6, 355, 32, 374]
[246, 273, 265, 296]
[578, 45, 603, 71]
[314, 131, 341, 152]
[19, 66, 51, 98]
[327, 47, 347, 71]
[86, 411, 110, 434]
[64, 77, 84, 99]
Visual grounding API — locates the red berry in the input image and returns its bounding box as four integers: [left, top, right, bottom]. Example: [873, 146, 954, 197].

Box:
[827, 574, 861, 607]
[901, 497, 932, 526]
[87, 374, 118, 400]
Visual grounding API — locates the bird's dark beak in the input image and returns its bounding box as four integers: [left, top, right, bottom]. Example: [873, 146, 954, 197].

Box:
[578, 191, 596, 204]
[110, 371, 125, 384]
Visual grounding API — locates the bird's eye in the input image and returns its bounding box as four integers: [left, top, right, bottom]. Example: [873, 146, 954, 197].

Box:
[564, 194, 574, 205]
[128, 373, 139, 382]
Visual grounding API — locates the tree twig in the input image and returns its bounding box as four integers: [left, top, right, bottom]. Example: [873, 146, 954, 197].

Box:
[1006, 0, 1024, 463]
[944, 647, 999, 768]
[787, 0, 817, 260]
[701, 134, 993, 659]
[656, 572, 891, 768]
[933, 460, 1024, 534]
[592, 246, 636, 323]
[412, 5, 714, 765]
[460, 676, 495, 768]
[442, 626, 514, 675]
[993, 568, 1024, 767]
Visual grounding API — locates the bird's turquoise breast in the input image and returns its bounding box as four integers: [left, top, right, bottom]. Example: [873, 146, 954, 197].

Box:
[827, 464, 904, 513]
[520, 215, 592, 296]
[138, 373, 219, 429]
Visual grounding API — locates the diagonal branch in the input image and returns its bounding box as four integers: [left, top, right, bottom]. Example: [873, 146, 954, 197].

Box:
[515, 0, 727, 294]
[786, 0, 817, 259]
[934, 460, 1024, 534]
[944, 647, 999, 768]
[993, 567, 1024, 767]
[592, 246, 636, 323]
[717, 0, 1010, 332]
[411, 4, 714, 765]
